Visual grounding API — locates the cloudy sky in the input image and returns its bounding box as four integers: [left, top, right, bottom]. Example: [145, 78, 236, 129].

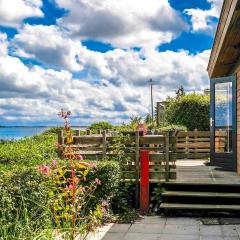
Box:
[0, 0, 223, 126]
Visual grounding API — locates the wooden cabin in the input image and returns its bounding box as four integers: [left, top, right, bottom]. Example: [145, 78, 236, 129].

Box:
[207, 0, 240, 174]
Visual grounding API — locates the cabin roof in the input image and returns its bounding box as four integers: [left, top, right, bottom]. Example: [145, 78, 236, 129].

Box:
[207, 0, 240, 78]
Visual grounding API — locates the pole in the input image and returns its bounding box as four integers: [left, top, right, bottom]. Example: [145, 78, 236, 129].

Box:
[149, 78, 154, 122]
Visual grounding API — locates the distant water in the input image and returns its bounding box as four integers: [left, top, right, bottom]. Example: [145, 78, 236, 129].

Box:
[0, 126, 87, 140]
[0, 127, 48, 140]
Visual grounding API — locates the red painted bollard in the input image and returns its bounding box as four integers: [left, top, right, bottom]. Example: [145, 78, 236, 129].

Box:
[140, 150, 149, 214]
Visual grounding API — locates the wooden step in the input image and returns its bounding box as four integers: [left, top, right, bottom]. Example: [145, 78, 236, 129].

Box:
[163, 191, 240, 198]
[164, 182, 240, 187]
[160, 203, 240, 211]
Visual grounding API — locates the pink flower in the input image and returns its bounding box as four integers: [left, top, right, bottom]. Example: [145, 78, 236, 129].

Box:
[89, 162, 97, 168]
[58, 109, 71, 119]
[74, 177, 80, 184]
[51, 159, 57, 168]
[65, 184, 74, 191]
[94, 178, 101, 186]
[38, 165, 50, 176]
[76, 154, 83, 160]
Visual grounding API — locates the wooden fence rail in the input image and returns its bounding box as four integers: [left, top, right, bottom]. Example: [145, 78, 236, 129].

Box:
[57, 130, 215, 183]
[58, 130, 177, 183]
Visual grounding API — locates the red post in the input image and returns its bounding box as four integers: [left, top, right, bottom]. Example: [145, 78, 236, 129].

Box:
[140, 150, 149, 214]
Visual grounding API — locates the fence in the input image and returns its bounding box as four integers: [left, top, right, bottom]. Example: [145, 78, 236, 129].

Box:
[176, 130, 210, 160]
[58, 130, 177, 183]
[58, 129, 212, 182]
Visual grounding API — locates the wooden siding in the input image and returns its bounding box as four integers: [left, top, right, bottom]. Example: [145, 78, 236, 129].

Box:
[208, 0, 240, 78]
[236, 66, 240, 174]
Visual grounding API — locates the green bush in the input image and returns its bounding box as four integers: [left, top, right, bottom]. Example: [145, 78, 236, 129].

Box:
[89, 121, 113, 131]
[0, 160, 121, 239]
[0, 134, 58, 169]
[87, 161, 121, 203]
[165, 94, 210, 130]
[158, 124, 187, 132]
[0, 168, 51, 239]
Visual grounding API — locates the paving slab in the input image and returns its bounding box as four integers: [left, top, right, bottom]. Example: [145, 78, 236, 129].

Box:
[135, 216, 166, 224]
[101, 232, 126, 240]
[221, 225, 239, 237]
[129, 223, 164, 234]
[166, 217, 200, 226]
[159, 234, 199, 240]
[88, 216, 240, 240]
[123, 233, 160, 240]
[200, 225, 223, 236]
[107, 224, 131, 233]
[162, 224, 199, 235]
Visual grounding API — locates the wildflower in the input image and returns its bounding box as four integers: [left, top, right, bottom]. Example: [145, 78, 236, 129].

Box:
[94, 178, 101, 185]
[75, 154, 83, 160]
[75, 177, 80, 184]
[38, 165, 50, 176]
[51, 159, 57, 168]
[89, 162, 97, 168]
[65, 184, 74, 191]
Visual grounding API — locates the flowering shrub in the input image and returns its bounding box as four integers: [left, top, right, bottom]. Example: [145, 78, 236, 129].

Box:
[37, 109, 105, 239]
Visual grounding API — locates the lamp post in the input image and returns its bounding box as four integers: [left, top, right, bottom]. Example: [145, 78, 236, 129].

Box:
[149, 78, 154, 122]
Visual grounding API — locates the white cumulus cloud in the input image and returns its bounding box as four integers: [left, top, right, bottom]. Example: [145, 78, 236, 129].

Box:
[55, 0, 188, 48]
[0, 0, 43, 28]
[185, 0, 223, 33]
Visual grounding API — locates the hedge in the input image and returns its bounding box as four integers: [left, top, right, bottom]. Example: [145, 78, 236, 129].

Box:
[165, 94, 210, 131]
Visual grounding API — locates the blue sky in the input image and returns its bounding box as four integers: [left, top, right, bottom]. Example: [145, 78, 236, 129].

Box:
[0, 0, 223, 126]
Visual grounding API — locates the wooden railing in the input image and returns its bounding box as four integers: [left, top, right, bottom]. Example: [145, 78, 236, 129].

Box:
[58, 129, 216, 182]
[175, 130, 210, 159]
[58, 130, 177, 182]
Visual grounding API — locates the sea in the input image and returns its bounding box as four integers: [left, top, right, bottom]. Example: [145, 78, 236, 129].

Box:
[0, 126, 87, 140]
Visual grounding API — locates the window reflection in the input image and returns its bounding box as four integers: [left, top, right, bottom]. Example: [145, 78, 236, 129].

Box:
[214, 82, 232, 153]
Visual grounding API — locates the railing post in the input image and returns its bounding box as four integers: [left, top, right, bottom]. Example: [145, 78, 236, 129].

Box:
[58, 130, 64, 145]
[165, 132, 170, 181]
[140, 150, 149, 214]
[76, 129, 80, 136]
[135, 131, 140, 208]
[86, 129, 91, 135]
[102, 130, 107, 158]
[194, 128, 198, 158]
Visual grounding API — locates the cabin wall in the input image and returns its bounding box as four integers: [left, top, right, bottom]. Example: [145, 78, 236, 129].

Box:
[235, 65, 240, 175]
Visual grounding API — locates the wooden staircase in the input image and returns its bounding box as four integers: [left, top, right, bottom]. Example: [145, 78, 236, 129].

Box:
[160, 182, 240, 214]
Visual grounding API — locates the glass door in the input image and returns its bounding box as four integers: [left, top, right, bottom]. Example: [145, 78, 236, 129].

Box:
[210, 75, 236, 171]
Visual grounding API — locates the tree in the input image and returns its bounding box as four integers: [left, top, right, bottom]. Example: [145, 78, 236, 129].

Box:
[175, 85, 186, 99]
[130, 115, 142, 124]
[144, 113, 153, 124]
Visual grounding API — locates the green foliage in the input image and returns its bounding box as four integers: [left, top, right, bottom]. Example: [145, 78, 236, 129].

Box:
[157, 124, 187, 132]
[43, 126, 63, 135]
[150, 184, 164, 213]
[145, 113, 153, 125]
[111, 182, 139, 223]
[130, 115, 142, 124]
[0, 160, 121, 239]
[0, 168, 51, 239]
[0, 134, 58, 169]
[89, 121, 113, 131]
[165, 93, 210, 130]
[175, 85, 186, 99]
[87, 161, 121, 204]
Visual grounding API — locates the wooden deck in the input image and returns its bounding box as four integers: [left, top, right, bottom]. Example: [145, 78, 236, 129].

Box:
[175, 160, 240, 184]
